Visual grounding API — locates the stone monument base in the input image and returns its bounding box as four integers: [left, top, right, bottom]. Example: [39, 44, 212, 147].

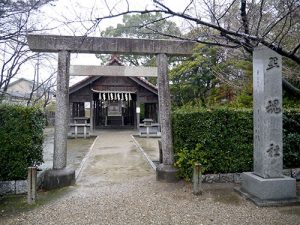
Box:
[42, 168, 75, 190]
[235, 172, 300, 206]
[156, 164, 179, 182]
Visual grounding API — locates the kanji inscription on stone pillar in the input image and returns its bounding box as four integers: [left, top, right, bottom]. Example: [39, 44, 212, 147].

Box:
[253, 46, 283, 178]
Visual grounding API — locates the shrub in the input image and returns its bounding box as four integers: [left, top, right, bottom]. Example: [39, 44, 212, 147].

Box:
[283, 110, 300, 168]
[173, 107, 300, 180]
[0, 104, 45, 181]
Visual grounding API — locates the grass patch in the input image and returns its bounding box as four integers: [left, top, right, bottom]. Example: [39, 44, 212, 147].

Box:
[0, 186, 73, 219]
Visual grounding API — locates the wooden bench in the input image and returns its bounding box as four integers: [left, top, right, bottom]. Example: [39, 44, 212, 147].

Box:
[139, 123, 161, 137]
[69, 123, 91, 138]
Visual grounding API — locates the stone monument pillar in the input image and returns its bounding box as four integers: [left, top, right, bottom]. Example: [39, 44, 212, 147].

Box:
[43, 51, 75, 190]
[240, 46, 297, 205]
[156, 53, 178, 182]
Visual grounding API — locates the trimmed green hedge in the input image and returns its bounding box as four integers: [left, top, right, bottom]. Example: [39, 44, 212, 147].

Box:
[173, 108, 300, 180]
[283, 110, 300, 168]
[0, 104, 45, 181]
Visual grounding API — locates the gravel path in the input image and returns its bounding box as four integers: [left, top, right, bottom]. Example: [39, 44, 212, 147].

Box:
[1, 131, 300, 225]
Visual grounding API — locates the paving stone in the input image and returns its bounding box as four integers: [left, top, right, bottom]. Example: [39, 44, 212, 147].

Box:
[15, 180, 27, 194]
[203, 174, 220, 183]
[0, 181, 15, 195]
[220, 173, 234, 183]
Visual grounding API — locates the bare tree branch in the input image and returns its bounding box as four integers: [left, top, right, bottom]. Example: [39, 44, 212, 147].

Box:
[283, 78, 300, 97]
[91, 1, 300, 65]
[291, 43, 300, 56]
[0, 0, 55, 102]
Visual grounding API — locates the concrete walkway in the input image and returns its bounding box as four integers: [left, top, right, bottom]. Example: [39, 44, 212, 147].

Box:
[76, 130, 153, 187]
[1, 130, 300, 225]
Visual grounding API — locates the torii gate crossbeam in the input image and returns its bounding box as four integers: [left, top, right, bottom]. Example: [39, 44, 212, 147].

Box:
[70, 65, 158, 77]
[27, 34, 196, 55]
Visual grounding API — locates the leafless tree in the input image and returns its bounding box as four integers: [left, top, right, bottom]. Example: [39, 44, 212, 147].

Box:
[0, 0, 54, 101]
[0, 40, 36, 95]
[90, 0, 300, 95]
[27, 67, 56, 109]
[0, 0, 53, 42]
[95, 0, 300, 63]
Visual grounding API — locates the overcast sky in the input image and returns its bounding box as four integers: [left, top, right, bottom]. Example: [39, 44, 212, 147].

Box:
[21, 0, 196, 83]
[36, 0, 193, 63]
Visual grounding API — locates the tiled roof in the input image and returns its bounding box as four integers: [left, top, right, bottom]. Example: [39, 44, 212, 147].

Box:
[135, 77, 157, 90]
[69, 55, 157, 93]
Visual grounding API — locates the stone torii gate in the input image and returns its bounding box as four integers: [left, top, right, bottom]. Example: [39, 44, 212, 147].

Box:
[27, 34, 197, 189]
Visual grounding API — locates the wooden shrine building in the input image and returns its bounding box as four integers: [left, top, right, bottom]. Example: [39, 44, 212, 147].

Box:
[69, 56, 159, 130]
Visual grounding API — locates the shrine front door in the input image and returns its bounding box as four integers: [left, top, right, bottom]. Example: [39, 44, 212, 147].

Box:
[93, 92, 135, 128]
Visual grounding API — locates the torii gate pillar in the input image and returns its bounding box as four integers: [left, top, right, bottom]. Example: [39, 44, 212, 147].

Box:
[43, 51, 75, 190]
[156, 53, 178, 182]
